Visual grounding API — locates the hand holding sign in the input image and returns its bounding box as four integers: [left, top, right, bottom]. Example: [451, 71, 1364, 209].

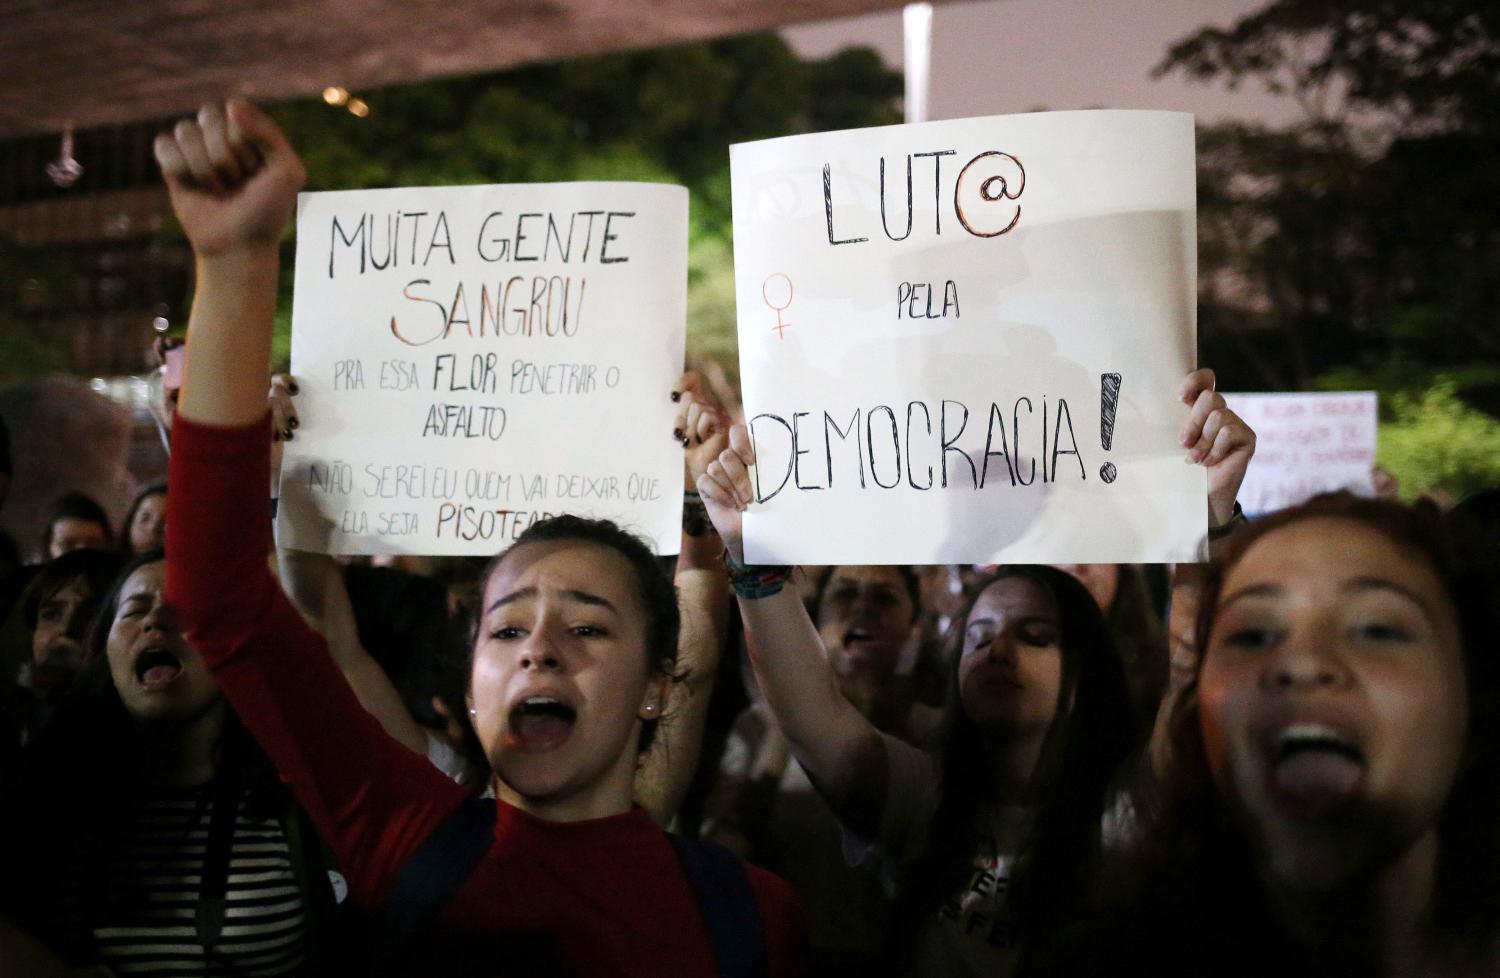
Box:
[673, 371, 728, 486]
[269, 373, 299, 441]
[268, 372, 299, 497]
[697, 425, 757, 565]
[1372, 464, 1400, 501]
[1179, 368, 1257, 527]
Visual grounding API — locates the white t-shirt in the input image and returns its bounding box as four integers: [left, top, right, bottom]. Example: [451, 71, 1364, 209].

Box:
[877, 737, 1023, 978]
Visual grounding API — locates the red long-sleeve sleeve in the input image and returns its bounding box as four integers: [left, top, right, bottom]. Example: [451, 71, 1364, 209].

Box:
[165, 413, 467, 908]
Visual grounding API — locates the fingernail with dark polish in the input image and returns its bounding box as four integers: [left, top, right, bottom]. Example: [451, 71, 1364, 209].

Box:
[288, 417, 299, 429]
[670, 391, 681, 402]
[673, 428, 683, 440]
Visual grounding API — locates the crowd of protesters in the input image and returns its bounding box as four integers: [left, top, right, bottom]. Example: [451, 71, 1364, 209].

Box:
[0, 98, 1495, 978]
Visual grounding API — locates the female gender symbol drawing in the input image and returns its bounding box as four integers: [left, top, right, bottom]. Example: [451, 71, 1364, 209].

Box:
[762, 273, 794, 340]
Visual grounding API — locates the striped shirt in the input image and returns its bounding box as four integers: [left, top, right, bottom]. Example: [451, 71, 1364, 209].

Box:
[41, 782, 308, 976]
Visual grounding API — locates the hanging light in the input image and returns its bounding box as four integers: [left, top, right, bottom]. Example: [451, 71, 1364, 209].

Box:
[45, 124, 84, 188]
[347, 97, 370, 118]
[323, 86, 350, 106]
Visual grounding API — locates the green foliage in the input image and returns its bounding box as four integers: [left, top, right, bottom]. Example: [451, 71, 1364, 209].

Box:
[1312, 362, 1500, 409]
[1379, 381, 1500, 501]
[1173, 3, 1500, 397]
[1313, 363, 1500, 499]
[685, 233, 739, 389]
[272, 302, 293, 372]
[0, 323, 68, 385]
[1156, 2, 1500, 135]
[273, 34, 900, 197]
[258, 34, 900, 376]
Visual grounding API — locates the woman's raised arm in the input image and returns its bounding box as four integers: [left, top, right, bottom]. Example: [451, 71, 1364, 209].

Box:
[159, 100, 466, 907]
[634, 373, 732, 824]
[697, 426, 893, 839]
[159, 100, 304, 429]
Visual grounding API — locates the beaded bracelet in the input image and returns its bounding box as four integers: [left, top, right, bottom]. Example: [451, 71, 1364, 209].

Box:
[723, 549, 793, 599]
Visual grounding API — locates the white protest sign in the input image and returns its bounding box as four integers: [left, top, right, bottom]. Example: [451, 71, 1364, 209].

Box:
[276, 184, 688, 556]
[1221, 391, 1377, 516]
[730, 110, 1205, 565]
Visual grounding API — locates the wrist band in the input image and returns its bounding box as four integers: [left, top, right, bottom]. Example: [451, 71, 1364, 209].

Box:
[723, 549, 792, 599]
[1208, 501, 1247, 541]
[683, 489, 714, 538]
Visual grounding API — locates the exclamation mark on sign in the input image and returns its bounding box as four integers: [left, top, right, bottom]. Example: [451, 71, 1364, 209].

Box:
[1099, 373, 1121, 484]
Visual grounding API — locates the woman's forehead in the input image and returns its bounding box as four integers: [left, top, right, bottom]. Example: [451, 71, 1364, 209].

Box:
[1228, 517, 1446, 605]
[484, 540, 641, 610]
[971, 576, 1057, 620]
[826, 565, 908, 592]
[121, 561, 166, 595]
[43, 576, 92, 602]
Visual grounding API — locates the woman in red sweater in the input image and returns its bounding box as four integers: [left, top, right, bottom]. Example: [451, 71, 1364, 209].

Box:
[156, 98, 801, 977]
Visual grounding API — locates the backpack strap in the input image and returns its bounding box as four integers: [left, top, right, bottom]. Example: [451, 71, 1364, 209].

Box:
[374, 795, 496, 977]
[669, 834, 768, 978]
[195, 764, 243, 958]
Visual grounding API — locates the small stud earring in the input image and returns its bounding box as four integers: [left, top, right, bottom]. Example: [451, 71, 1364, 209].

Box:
[468, 707, 477, 718]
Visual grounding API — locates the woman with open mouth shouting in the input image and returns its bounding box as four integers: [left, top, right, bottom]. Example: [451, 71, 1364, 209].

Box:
[1, 551, 354, 976]
[1037, 492, 1500, 978]
[153, 99, 802, 977]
